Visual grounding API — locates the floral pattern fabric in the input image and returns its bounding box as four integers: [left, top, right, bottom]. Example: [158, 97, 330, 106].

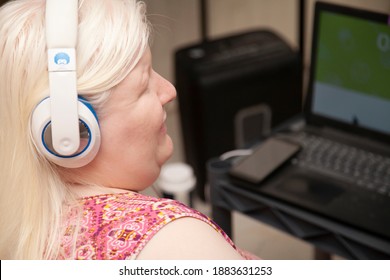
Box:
[59, 192, 242, 260]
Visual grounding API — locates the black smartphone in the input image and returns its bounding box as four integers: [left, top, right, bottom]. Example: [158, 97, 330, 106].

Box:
[229, 137, 301, 184]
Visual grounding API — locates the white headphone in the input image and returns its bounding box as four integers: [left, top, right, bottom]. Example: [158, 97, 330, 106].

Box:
[30, 0, 101, 168]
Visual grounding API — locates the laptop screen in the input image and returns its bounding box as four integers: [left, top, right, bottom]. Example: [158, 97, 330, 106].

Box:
[308, 2, 390, 138]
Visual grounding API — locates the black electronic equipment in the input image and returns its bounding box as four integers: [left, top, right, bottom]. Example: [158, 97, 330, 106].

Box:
[175, 30, 302, 199]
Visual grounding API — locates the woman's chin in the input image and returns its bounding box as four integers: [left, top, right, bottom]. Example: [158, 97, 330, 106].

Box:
[160, 135, 174, 165]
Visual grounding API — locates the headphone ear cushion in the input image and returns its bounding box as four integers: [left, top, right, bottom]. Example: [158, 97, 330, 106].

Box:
[31, 97, 101, 168]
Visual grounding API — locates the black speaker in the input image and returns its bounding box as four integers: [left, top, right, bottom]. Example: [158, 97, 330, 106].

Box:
[175, 29, 302, 200]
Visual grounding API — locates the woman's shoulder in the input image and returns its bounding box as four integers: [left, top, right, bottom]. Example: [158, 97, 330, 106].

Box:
[62, 192, 236, 259]
[79, 191, 210, 223]
[136, 216, 245, 260]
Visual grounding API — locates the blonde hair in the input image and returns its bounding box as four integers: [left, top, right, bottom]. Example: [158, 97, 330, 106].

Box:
[0, 0, 150, 259]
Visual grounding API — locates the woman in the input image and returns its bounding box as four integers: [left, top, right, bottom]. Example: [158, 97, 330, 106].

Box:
[0, 0, 255, 260]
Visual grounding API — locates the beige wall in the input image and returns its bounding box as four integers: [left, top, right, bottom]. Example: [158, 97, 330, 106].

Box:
[208, 0, 298, 47]
[144, 0, 200, 82]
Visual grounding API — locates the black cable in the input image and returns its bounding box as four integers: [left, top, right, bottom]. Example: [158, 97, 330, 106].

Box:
[200, 0, 208, 42]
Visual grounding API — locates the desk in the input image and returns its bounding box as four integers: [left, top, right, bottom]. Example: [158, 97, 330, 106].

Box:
[208, 158, 390, 259]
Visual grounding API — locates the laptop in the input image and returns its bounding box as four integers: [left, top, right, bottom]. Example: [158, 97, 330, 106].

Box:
[230, 1, 390, 241]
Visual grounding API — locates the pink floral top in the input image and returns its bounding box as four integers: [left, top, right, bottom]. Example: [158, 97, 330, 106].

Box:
[59, 192, 248, 260]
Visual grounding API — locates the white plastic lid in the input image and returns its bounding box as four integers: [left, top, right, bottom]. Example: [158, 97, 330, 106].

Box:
[156, 162, 196, 194]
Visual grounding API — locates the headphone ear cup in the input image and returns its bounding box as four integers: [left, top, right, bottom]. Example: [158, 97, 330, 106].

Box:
[31, 97, 101, 168]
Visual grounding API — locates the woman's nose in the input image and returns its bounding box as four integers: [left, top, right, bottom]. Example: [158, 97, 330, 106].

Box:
[157, 72, 177, 105]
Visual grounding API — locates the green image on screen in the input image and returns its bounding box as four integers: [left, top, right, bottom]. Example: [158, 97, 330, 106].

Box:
[315, 11, 390, 101]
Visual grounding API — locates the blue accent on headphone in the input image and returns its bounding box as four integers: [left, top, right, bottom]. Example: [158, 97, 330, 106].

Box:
[38, 95, 98, 158]
[54, 52, 70, 65]
[78, 96, 99, 123]
[41, 119, 92, 158]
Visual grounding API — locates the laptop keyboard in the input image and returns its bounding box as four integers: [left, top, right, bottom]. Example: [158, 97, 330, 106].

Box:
[290, 132, 390, 196]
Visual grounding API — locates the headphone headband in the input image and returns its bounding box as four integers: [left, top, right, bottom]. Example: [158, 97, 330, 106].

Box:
[31, 0, 101, 167]
[46, 0, 78, 48]
[46, 0, 79, 155]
